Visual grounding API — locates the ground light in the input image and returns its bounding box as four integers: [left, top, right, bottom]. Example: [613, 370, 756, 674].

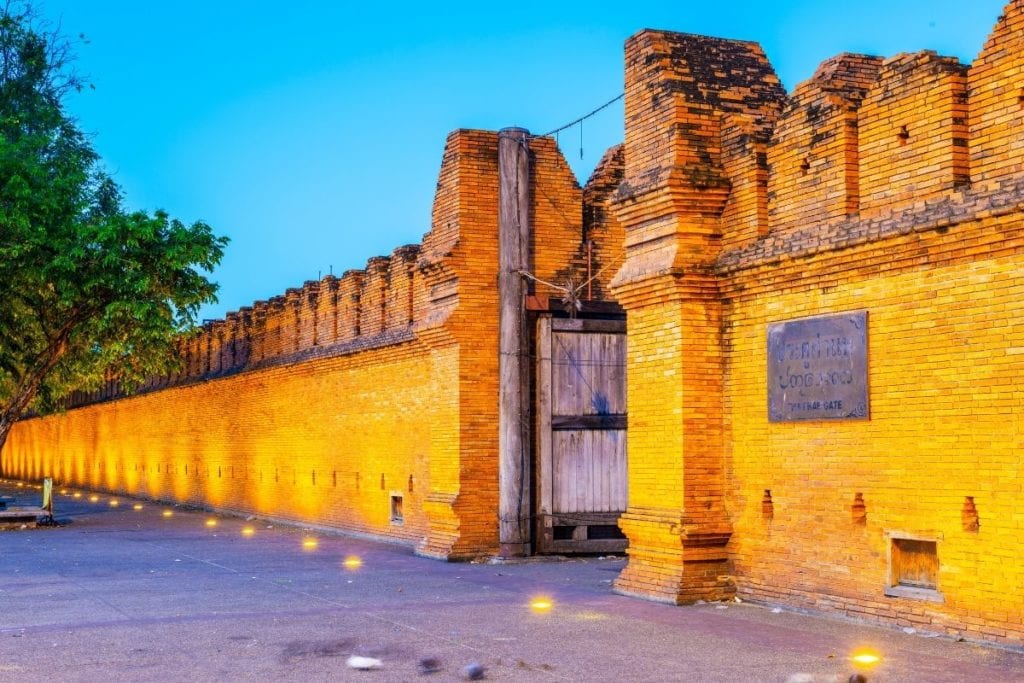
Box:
[73, 492, 82, 499]
[241, 526, 255, 537]
[529, 596, 554, 613]
[850, 649, 882, 668]
[342, 555, 362, 570]
[133, 504, 143, 511]
[89, 495, 99, 503]
[109, 500, 119, 507]
[302, 538, 318, 551]
[205, 519, 218, 528]
[162, 510, 173, 518]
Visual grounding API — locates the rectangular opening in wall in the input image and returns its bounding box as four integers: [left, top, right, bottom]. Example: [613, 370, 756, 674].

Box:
[390, 494, 404, 524]
[886, 535, 942, 602]
[587, 524, 626, 540]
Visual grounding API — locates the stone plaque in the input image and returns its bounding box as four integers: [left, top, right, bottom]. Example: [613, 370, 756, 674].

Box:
[767, 311, 868, 422]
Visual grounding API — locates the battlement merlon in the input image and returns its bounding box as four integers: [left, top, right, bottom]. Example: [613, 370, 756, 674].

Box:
[612, 30, 785, 290]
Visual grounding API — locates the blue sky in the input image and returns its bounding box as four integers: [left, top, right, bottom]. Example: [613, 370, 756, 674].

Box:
[42, 1, 1006, 321]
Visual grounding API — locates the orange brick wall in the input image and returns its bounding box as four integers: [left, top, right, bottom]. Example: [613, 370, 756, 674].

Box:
[529, 136, 583, 289]
[5, 341, 435, 542]
[2, 127, 601, 560]
[720, 114, 771, 250]
[722, 208, 1024, 644]
[612, 29, 786, 605]
[971, 2, 1024, 187]
[582, 144, 626, 301]
[10, 1, 1023, 647]
[859, 52, 969, 213]
[418, 129, 502, 558]
[612, 1, 1024, 645]
[766, 54, 881, 232]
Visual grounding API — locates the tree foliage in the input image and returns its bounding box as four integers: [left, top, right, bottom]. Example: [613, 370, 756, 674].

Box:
[0, 2, 227, 448]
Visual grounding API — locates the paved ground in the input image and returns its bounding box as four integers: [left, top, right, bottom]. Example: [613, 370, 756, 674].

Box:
[0, 480, 1022, 682]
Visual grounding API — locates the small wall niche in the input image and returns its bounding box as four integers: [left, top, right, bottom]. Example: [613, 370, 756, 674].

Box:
[851, 492, 866, 525]
[761, 489, 774, 521]
[390, 493, 404, 524]
[962, 496, 979, 533]
[885, 532, 943, 603]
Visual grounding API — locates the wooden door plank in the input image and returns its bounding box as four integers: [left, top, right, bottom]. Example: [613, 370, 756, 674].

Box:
[575, 430, 587, 513]
[555, 332, 570, 415]
[548, 511, 622, 526]
[551, 415, 626, 430]
[552, 431, 563, 513]
[551, 319, 626, 334]
[548, 538, 627, 553]
[592, 333, 607, 415]
[583, 430, 594, 513]
[553, 430, 575, 514]
[537, 316, 553, 518]
[599, 430, 611, 512]
[613, 429, 627, 510]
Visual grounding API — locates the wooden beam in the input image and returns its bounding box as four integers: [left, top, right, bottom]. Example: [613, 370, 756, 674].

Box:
[498, 127, 532, 557]
[551, 318, 626, 334]
[551, 415, 627, 431]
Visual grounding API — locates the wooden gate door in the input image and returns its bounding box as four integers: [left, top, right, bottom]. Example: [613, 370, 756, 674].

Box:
[535, 317, 627, 554]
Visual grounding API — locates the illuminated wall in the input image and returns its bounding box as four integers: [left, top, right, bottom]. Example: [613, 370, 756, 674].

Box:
[1, 128, 610, 558]
[5, 342, 436, 542]
[612, 2, 1024, 646]
[8, 1, 1024, 648]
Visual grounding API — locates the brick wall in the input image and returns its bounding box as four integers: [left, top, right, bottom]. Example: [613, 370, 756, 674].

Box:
[971, 2, 1024, 188]
[612, 0, 1024, 646]
[611, 29, 785, 605]
[766, 54, 881, 231]
[723, 203, 1024, 644]
[5, 342, 435, 542]
[859, 52, 969, 213]
[1, 127, 617, 559]
[582, 144, 626, 301]
[9, 0, 1020, 647]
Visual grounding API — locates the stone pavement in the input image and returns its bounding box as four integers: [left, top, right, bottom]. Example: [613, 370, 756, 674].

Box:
[0, 480, 1021, 682]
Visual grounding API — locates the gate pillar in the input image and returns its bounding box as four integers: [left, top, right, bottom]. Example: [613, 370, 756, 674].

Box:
[611, 270, 734, 603]
[609, 30, 785, 603]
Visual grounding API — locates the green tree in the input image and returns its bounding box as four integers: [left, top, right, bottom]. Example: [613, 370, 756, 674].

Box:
[0, 2, 227, 454]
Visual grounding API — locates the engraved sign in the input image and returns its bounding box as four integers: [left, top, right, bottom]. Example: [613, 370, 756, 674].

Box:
[768, 311, 868, 422]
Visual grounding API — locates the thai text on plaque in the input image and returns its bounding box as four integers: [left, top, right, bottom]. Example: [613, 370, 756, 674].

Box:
[767, 311, 868, 422]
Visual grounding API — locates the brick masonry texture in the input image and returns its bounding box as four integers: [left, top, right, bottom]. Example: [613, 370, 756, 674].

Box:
[608, 1, 1024, 646]
[3, 129, 611, 561]
[5, 0, 1024, 649]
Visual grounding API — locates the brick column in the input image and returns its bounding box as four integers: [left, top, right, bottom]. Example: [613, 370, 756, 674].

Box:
[611, 198, 734, 604]
[610, 29, 784, 603]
